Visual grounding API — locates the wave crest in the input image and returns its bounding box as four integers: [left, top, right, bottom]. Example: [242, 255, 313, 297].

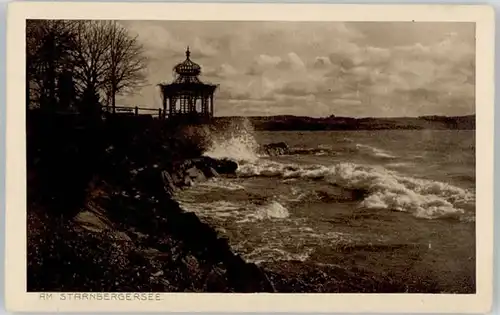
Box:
[203, 118, 260, 162]
[237, 160, 474, 220]
[356, 143, 396, 159]
[238, 201, 290, 223]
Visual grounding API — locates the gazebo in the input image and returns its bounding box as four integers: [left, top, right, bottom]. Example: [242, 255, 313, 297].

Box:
[158, 47, 217, 119]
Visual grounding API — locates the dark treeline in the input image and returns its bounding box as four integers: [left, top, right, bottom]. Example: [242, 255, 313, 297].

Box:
[214, 114, 476, 131]
[26, 20, 148, 114]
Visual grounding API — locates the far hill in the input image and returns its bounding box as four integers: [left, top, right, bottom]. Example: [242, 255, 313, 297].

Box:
[214, 115, 475, 131]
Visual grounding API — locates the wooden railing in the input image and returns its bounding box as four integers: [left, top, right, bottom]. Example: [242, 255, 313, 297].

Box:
[107, 106, 166, 119]
[29, 105, 212, 121]
[105, 106, 213, 121]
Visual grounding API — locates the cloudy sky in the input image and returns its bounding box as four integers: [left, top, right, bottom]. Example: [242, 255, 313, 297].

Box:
[117, 21, 475, 118]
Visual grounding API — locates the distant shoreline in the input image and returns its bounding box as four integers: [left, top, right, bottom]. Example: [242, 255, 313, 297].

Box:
[214, 115, 475, 131]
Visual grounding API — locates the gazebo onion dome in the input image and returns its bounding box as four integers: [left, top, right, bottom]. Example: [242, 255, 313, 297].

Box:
[174, 47, 201, 77]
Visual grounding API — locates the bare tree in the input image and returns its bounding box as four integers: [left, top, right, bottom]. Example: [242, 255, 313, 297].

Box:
[104, 21, 148, 113]
[26, 20, 148, 115]
[71, 21, 112, 103]
[71, 20, 147, 114]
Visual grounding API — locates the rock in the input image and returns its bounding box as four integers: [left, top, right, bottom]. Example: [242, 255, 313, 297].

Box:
[207, 167, 219, 178]
[113, 231, 132, 242]
[142, 248, 170, 259]
[261, 142, 290, 156]
[213, 159, 238, 174]
[152, 270, 164, 277]
[73, 203, 114, 233]
[185, 166, 206, 182]
[183, 175, 194, 186]
[183, 255, 200, 273]
[161, 171, 176, 194]
[130, 230, 148, 240]
[205, 267, 229, 292]
[179, 157, 238, 176]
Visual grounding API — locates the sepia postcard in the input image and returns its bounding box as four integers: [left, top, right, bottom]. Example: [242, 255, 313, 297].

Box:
[4, 2, 495, 313]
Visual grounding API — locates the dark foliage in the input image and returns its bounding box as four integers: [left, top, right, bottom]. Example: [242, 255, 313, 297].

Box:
[26, 20, 147, 112]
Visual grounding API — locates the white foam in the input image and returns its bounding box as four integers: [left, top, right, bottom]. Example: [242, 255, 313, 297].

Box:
[236, 160, 475, 221]
[198, 179, 245, 191]
[256, 201, 290, 219]
[356, 143, 397, 159]
[178, 200, 243, 220]
[203, 118, 260, 163]
[386, 162, 413, 169]
[237, 201, 290, 223]
[242, 246, 313, 264]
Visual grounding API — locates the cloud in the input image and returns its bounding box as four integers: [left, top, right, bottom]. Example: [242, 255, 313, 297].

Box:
[312, 31, 475, 116]
[257, 54, 282, 67]
[230, 29, 473, 117]
[286, 52, 306, 71]
[246, 54, 280, 75]
[203, 63, 239, 78]
[313, 56, 332, 68]
[332, 99, 363, 106]
[247, 52, 306, 74]
[119, 21, 474, 117]
[125, 23, 219, 59]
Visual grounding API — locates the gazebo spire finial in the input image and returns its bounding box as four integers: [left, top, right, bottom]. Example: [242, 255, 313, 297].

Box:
[186, 46, 191, 59]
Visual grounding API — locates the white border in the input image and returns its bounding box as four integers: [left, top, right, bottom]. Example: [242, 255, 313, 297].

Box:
[5, 2, 495, 313]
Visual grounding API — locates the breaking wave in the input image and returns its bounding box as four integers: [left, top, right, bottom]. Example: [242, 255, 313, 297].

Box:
[197, 178, 246, 191]
[241, 246, 313, 264]
[178, 197, 289, 223]
[177, 200, 242, 219]
[290, 147, 330, 156]
[240, 201, 290, 222]
[200, 123, 474, 221]
[203, 118, 260, 162]
[356, 143, 397, 159]
[237, 160, 475, 221]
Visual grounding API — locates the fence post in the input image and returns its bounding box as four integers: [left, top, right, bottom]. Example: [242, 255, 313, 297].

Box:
[134, 106, 138, 116]
[159, 108, 162, 119]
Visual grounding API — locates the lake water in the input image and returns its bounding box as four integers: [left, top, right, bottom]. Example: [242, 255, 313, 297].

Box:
[175, 125, 476, 292]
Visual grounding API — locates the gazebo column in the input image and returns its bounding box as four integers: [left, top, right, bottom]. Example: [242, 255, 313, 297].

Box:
[182, 96, 187, 113]
[190, 96, 196, 113]
[169, 97, 174, 116]
[210, 94, 214, 117]
[162, 93, 167, 119]
[200, 96, 205, 116]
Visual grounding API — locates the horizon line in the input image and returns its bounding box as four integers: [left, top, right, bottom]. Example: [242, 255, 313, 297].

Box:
[213, 114, 476, 119]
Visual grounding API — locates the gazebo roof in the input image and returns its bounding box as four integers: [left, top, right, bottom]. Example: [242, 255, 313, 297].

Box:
[159, 82, 217, 95]
[159, 46, 217, 95]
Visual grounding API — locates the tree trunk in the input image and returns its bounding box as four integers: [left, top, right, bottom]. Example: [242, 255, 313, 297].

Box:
[111, 90, 116, 114]
[46, 35, 57, 110]
[111, 77, 116, 114]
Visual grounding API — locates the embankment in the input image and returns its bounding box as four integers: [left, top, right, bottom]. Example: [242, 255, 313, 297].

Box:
[27, 112, 274, 292]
